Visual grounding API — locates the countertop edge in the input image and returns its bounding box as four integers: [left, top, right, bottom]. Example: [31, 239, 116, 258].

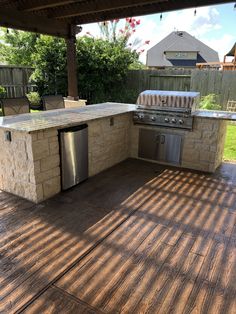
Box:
[192, 110, 236, 121]
[0, 102, 137, 133]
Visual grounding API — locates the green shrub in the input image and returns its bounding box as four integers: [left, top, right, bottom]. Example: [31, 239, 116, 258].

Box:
[0, 85, 6, 98]
[26, 91, 40, 106]
[199, 94, 222, 110]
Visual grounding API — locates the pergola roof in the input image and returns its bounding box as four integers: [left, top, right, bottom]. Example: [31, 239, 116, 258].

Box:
[0, 0, 232, 38]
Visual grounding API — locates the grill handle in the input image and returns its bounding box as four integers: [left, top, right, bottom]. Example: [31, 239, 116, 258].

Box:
[156, 134, 160, 143]
[160, 135, 165, 144]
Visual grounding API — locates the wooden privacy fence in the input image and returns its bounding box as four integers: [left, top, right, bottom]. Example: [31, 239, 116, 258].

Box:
[0, 65, 36, 98]
[191, 70, 236, 107]
[127, 69, 236, 108]
[227, 100, 236, 112]
[126, 69, 192, 96]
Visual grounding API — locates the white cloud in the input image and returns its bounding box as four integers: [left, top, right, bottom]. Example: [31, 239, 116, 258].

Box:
[203, 34, 235, 61]
[79, 6, 234, 63]
[137, 6, 224, 63]
[79, 23, 100, 38]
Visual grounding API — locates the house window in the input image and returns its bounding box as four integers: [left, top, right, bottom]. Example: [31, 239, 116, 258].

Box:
[175, 52, 188, 58]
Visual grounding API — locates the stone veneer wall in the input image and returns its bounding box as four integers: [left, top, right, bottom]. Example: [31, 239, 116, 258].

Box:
[88, 114, 131, 177]
[0, 113, 131, 203]
[0, 114, 227, 202]
[0, 128, 60, 203]
[130, 117, 227, 173]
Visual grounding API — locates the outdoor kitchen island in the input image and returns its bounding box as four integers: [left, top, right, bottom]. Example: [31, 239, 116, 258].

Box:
[0, 102, 234, 203]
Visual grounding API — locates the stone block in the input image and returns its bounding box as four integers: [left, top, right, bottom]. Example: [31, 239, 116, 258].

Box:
[34, 161, 41, 174]
[37, 131, 44, 140]
[200, 150, 215, 162]
[33, 167, 60, 184]
[40, 154, 60, 172]
[48, 136, 59, 143]
[32, 139, 50, 160]
[49, 141, 59, 155]
[30, 132, 38, 142]
[43, 176, 61, 199]
[183, 149, 199, 162]
[43, 129, 58, 138]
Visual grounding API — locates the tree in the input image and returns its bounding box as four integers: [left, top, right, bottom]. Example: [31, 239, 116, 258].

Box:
[0, 25, 141, 103]
[76, 36, 139, 102]
[0, 28, 37, 66]
[32, 35, 67, 95]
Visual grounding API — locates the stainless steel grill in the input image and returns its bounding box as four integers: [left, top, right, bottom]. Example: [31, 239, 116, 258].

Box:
[134, 90, 200, 130]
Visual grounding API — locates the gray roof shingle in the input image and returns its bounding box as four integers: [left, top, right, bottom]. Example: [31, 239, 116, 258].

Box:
[147, 31, 219, 67]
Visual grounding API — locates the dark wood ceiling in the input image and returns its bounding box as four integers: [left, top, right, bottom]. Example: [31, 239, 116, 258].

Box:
[0, 0, 233, 38]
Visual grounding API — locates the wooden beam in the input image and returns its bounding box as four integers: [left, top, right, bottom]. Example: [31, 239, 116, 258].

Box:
[19, 0, 78, 12]
[0, 6, 70, 38]
[48, 0, 167, 19]
[73, 0, 232, 24]
[66, 25, 78, 99]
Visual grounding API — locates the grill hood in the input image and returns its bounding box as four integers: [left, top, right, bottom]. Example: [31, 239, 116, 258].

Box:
[136, 90, 200, 111]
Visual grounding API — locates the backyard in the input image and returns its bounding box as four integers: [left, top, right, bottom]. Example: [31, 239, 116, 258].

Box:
[0, 1, 235, 313]
[224, 124, 236, 161]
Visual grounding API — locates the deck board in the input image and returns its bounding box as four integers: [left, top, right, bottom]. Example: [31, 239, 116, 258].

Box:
[0, 159, 236, 313]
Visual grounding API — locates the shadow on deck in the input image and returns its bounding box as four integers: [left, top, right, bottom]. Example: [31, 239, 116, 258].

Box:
[0, 159, 236, 313]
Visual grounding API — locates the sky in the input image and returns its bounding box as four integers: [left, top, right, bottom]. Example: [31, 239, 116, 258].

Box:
[78, 2, 236, 63]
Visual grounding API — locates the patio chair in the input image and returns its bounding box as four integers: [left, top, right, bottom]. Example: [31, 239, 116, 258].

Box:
[42, 95, 65, 111]
[0, 97, 30, 116]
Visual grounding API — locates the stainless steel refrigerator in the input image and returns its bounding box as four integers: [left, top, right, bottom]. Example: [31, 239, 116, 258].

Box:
[59, 124, 88, 190]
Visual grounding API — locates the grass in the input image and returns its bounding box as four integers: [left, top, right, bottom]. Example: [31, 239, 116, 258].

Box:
[223, 124, 236, 161]
[30, 109, 41, 113]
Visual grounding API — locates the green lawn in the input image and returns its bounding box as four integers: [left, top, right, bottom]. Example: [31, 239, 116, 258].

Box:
[224, 124, 236, 161]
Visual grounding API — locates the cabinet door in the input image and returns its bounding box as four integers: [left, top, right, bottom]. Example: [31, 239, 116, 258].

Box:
[138, 128, 158, 160]
[158, 133, 182, 165]
[138, 129, 182, 165]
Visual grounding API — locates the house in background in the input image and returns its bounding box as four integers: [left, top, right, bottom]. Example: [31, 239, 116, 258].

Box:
[146, 31, 219, 69]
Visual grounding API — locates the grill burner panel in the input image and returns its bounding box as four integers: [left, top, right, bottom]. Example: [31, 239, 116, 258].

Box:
[133, 110, 193, 130]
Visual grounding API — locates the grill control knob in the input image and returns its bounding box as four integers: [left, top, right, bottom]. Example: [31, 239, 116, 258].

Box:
[139, 114, 144, 120]
[179, 119, 184, 125]
[151, 116, 156, 121]
[171, 118, 177, 124]
[164, 117, 169, 123]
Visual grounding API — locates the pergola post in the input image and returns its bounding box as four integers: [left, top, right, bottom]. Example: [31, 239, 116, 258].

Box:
[66, 24, 78, 100]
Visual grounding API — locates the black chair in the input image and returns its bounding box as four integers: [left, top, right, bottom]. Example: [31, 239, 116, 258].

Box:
[1, 97, 30, 116]
[42, 95, 65, 111]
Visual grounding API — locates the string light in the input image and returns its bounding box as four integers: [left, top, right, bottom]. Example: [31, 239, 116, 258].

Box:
[160, 13, 163, 21]
[194, 9, 197, 16]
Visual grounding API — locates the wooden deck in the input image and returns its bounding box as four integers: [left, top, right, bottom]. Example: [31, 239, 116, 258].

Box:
[1, 159, 236, 314]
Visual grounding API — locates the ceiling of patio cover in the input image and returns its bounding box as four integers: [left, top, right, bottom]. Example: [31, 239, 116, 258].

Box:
[0, 0, 233, 38]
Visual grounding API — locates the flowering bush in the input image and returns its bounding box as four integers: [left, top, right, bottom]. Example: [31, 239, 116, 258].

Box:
[94, 17, 150, 55]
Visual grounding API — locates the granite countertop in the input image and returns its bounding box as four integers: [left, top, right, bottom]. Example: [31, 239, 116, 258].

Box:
[0, 102, 137, 133]
[1, 104, 235, 133]
[192, 110, 236, 120]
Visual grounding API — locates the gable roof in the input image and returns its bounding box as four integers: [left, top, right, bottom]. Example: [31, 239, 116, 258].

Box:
[147, 31, 219, 67]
